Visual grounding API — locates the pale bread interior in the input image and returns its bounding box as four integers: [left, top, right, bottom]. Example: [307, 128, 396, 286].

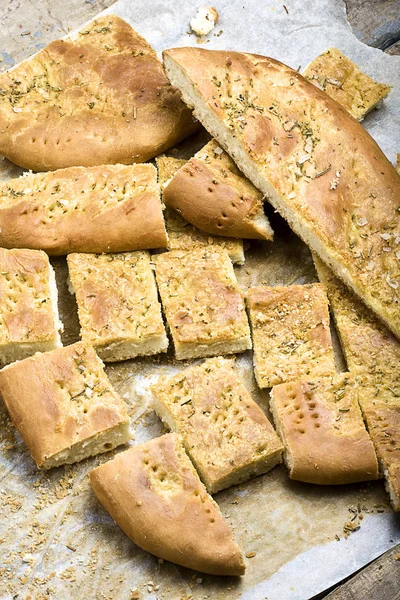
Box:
[94, 334, 169, 362]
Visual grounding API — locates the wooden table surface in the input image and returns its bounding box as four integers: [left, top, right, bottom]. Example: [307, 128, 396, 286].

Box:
[0, 1, 399, 599]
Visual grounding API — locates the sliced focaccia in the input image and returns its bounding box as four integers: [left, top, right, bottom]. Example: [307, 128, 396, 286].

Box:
[156, 155, 245, 264]
[303, 48, 390, 121]
[0, 342, 130, 469]
[89, 433, 245, 575]
[0, 248, 62, 366]
[247, 284, 335, 388]
[152, 357, 283, 493]
[270, 374, 379, 485]
[67, 251, 168, 362]
[153, 247, 251, 359]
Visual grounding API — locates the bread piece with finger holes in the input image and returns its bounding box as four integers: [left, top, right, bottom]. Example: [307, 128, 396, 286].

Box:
[153, 247, 251, 360]
[302, 48, 390, 121]
[156, 155, 245, 264]
[0, 342, 131, 469]
[151, 357, 283, 493]
[0, 248, 63, 366]
[89, 433, 245, 576]
[67, 251, 168, 362]
[247, 284, 336, 388]
[270, 374, 379, 485]
[162, 139, 273, 240]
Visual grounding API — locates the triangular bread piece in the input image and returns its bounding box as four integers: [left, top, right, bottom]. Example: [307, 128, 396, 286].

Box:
[89, 433, 245, 575]
[163, 48, 400, 340]
[163, 139, 273, 239]
[156, 155, 245, 264]
[0, 15, 197, 171]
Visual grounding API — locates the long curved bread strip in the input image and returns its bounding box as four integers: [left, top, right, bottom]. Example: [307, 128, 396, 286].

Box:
[0, 15, 197, 171]
[163, 48, 400, 339]
[0, 163, 167, 255]
[89, 433, 245, 576]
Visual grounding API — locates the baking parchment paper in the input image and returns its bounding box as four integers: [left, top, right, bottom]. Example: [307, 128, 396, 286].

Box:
[1, 1, 400, 599]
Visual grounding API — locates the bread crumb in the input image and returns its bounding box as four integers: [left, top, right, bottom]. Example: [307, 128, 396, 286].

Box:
[190, 6, 219, 36]
[246, 551, 256, 558]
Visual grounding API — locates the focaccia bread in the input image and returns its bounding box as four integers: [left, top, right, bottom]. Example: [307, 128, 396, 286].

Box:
[357, 386, 400, 511]
[153, 247, 251, 359]
[0, 342, 130, 469]
[67, 251, 168, 362]
[163, 48, 400, 339]
[314, 255, 400, 384]
[0, 248, 62, 366]
[247, 284, 335, 388]
[0, 163, 167, 255]
[89, 433, 245, 575]
[151, 357, 283, 493]
[303, 48, 390, 121]
[156, 155, 245, 264]
[163, 139, 273, 239]
[0, 15, 197, 171]
[270, 374, 379, 485]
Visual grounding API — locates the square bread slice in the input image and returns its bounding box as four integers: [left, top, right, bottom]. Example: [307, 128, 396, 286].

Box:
[247, 284, 336, 388]
[153, 247, 251, 360]
[156, 155, 245, 265]
[0, 163, 167, 255]
[0, 248, 63, 366]
[89, 433, 245, 576]
[303, 48, 390, 121]
[162, 139, 273, 240]
[270, 374, 379, 485]
[151, 357, 283, 493]
[357, 386, 400, 511]
[314, 255, 400, 384]
[67, 251, 168, 362]
[0, 342, 130, 469]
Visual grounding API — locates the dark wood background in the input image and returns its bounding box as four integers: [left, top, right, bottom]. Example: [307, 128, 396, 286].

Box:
[0, 0, 399, 598]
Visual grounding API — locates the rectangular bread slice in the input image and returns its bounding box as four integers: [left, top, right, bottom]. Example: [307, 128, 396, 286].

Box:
[303, 48, 390, 121]
[67, 251, 168, 362]
[151, 357, 283, 493]
[357, 386, 400, 511]
[153, 247, 251, 359]
[0, 248, 63, 366]
[314, 255, 400, 384]
[270, 374, 379, 485]
[0, 163, 167, 255]
[247, 284, 336, 388]
[162, 139, 273, 240]
[156, 155, 245, 264]
[0, 342, 131, 469]
[163, 48, 400, 339]
[89, 433, 245, 575]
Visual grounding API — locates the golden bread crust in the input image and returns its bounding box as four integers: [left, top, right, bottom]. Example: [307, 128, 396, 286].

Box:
[247, 284, 335, 388]
[151, 357, 283, 493]
[67, 251, 168, 361]
[270, 374, 379, 484]
[0, 163, 167, 255]
[0, 248, 61, 363]
[163, 47, 400, 339]
[89, 433, 245, 575]
[163, 139, 273, 239]
[0, 342, 129, 468]
[0, 15, 197, 171]
[303, 48, 390, 121]
[156, 155, 245, 264]
[153, 247, 251, 359]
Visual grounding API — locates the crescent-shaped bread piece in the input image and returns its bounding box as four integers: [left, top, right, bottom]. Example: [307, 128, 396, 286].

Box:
[163, 48, 400, 339]
[0, 15, 197, 171]
[270, 374, 379, 485]
[156, 155, 245, 264]
[163, 139, 273, 239]
[89, 433, 245, 576]
[0, 163, 167, 255]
